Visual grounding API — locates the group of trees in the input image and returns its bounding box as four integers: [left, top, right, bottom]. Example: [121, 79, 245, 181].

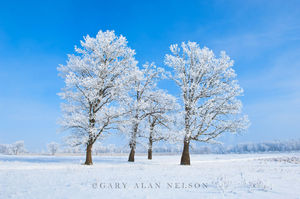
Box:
[58, 30, 249, 165]
[0, 141, 26, 155]
[0, 141, 61, 155]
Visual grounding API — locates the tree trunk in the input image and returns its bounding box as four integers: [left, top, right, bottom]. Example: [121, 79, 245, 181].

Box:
[148, 122, 154, 160]
[181, 106, 191, 165]
[148, 148, 152, 160]
[148, 134, 153, 160]
[128, 147, 135, 162]
[85, 143, 93, 165]
[128, 123, 138, 162]
[180, 141, 190, 165]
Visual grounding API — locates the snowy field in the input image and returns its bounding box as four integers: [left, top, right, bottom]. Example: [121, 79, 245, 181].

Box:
[1, 153, 300, 199]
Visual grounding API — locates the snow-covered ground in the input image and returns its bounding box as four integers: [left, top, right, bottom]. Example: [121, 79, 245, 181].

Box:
[1, 153, 300, 199]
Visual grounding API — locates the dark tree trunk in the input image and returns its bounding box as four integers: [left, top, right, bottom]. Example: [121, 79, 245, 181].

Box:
[181, 106, 191, 165]
[148, 133, 153, 160]
[180, 141, 190, 165]
[148, 122, 154, 160]
[148, 148, 152, 160]
[85, 143, 93, 165]
[128, 147, 135, 162]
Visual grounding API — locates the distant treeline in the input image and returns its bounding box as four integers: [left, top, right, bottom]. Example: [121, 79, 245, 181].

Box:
[193, 139, 300, 154]
[88, 139, 300, 154]
[1, 139, 300, 155]
[92, 139, 300, 154]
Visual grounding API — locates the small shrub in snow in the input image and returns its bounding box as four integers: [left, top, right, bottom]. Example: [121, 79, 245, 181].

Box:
[240, 173, 272, 193]
[212, 176, 233, 194]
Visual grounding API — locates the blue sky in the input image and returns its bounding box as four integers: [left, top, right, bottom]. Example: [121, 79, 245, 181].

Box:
[0, 0, 299, 151]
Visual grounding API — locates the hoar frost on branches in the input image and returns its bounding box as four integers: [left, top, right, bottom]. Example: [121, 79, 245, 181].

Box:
[58, 30, 137, 165]
[0, 141, 26, 155]
[121, 63, 176, 162]
[143, 90, 179, 160]
[47, 142, 59, 155]
[165, 41, 250, 165]
[57, 30, 250, 166]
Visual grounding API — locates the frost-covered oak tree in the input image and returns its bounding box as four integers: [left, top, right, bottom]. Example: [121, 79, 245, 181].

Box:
[121, 63, 167, 162]
[10, 141, 26, 155]
[144, 90, 178, 160]
[58, 30, 137, 165]
[165, 42, 250, 165]
[47, 142, 59, 155]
